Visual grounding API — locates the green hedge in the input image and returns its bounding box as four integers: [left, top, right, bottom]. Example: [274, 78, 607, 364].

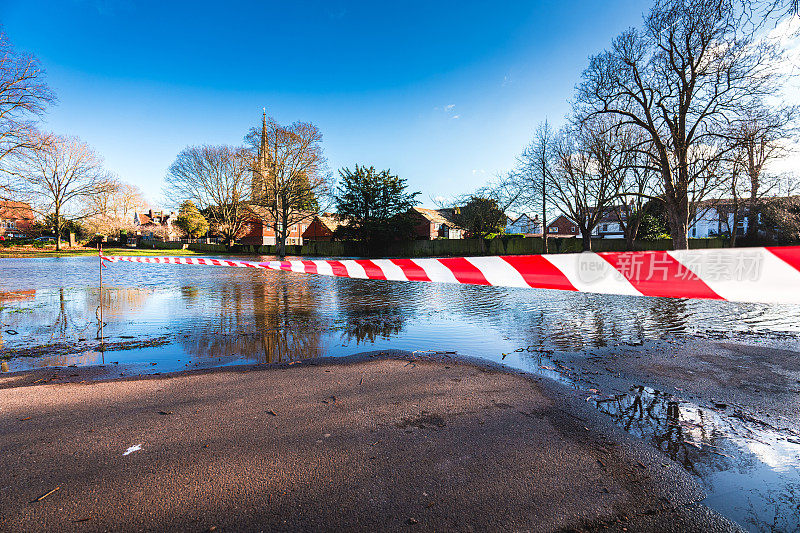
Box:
[220, 236, 728, 258]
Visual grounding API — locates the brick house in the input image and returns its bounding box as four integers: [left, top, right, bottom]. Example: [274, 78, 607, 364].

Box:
[239, 207, 313, 246]
[133, 209, 179, 241]
[408, 207, 465, 240]
[301, 214, 347, 242]
[0, 200, 35, 238]
[546, 214, 579, 237]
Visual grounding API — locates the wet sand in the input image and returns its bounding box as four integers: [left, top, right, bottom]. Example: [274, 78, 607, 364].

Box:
[0, 352, 738, 532]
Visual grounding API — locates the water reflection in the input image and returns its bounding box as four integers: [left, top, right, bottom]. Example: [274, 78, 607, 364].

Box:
[333, 278, 409, 345]
[2, 256, 799, 370]
[178, 277, 325, 364]
[595, 386, 800, 532]
[595, 386, 704, 472]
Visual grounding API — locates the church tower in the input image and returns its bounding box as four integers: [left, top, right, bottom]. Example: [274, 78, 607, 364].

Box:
[251, 111, 269, 203]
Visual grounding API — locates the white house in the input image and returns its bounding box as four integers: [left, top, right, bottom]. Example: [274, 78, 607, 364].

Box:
[689, 203, 748, 238]
[589, 205, 627, 239]
[505, 213, 541, 234]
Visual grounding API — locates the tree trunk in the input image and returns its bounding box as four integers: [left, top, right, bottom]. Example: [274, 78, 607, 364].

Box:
[624, 227, 636, 251]
[746, 189, 758, 241]
[730, 206, 740, 248]
[664, 199, 689, 250]
[581, 230, 592, 252]
[277, 211, 287, 259]
[541, 191, 548, 254]
[669, 223, 688, 250]
[54, 208, 62, 251]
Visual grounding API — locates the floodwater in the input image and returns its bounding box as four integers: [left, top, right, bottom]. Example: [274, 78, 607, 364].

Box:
[2, 255, 800, 531]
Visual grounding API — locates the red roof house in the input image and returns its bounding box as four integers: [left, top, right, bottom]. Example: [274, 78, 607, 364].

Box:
[0, 200, 35, 238]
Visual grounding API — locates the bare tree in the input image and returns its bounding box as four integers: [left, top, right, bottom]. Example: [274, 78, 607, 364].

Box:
[85, 179, 148, 237]
[517, 120, 556, 252]
[164, 144, 250, 246]
[9, 132, 112, 249]
[246, 114, 330, 258]
[610, 130, 660, 250]
[548, 124, 627, 251]
[0, 31, 55, 200]
[577, 0, 780, 249]
[729, 105, 795, 243]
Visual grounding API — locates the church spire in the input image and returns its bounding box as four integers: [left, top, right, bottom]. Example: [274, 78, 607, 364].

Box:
[253, 109, 270, 202]
[259, 108, 268, 162]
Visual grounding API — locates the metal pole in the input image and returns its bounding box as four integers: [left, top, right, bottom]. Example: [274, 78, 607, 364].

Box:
[99, 243, 104, 355]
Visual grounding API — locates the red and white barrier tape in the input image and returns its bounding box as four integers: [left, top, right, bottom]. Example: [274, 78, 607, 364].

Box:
[101, 246, 800, 304]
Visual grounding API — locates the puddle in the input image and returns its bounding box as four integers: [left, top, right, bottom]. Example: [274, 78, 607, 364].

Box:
[594, 386, 800, 532]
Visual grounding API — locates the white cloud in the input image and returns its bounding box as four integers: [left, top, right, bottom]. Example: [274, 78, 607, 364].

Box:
[436, 103, 461, 120]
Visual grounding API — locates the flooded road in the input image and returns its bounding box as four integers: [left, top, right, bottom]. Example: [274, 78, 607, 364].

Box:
[2, 255, 800, 531]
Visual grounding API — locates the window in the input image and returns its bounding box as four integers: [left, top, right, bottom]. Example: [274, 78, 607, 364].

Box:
[549, 227, 557, 234]
[601, 224, 608, 232]
[571, 226, 576, 232]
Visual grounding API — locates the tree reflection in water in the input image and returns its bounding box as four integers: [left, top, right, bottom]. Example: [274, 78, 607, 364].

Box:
[595, 385, 800, 532]
[178, 276, 325, 365]
[594, 386, 700, 471]
[339, 312, 404, 344]
[334, 278, 409, 345]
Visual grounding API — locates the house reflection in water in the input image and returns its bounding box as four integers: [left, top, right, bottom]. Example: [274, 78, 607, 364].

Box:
[594, 386, 711, 472]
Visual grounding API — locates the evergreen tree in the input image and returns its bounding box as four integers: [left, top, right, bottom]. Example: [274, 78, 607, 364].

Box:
[452, 196, 505, 239]
[176, 200, 209, 239]
[334, 165, 420, 242]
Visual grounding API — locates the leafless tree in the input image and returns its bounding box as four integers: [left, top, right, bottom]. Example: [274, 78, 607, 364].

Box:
[8, 132, 112, 249]
[246, 114, 330, 258]
[548, 123, 627, 251]
[164, 144, 250, 246]
[517, 120, 556, 252]
[0, 31, 55, 200]
[609, 129, 660, 250]
[728, 105, 795, 243]
[577, 0, 781, 249]
[436, 171, 525, 252]
[84, 179, 148, 237]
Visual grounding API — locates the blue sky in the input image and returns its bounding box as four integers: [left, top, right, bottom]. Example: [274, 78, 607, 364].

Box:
[1, 0, 652, 207]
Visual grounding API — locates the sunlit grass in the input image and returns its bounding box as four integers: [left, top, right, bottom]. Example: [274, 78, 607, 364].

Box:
[0, 246, 208, 258]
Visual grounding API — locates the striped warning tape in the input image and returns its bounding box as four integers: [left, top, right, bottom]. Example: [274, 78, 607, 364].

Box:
[101, 246, 800, 304]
